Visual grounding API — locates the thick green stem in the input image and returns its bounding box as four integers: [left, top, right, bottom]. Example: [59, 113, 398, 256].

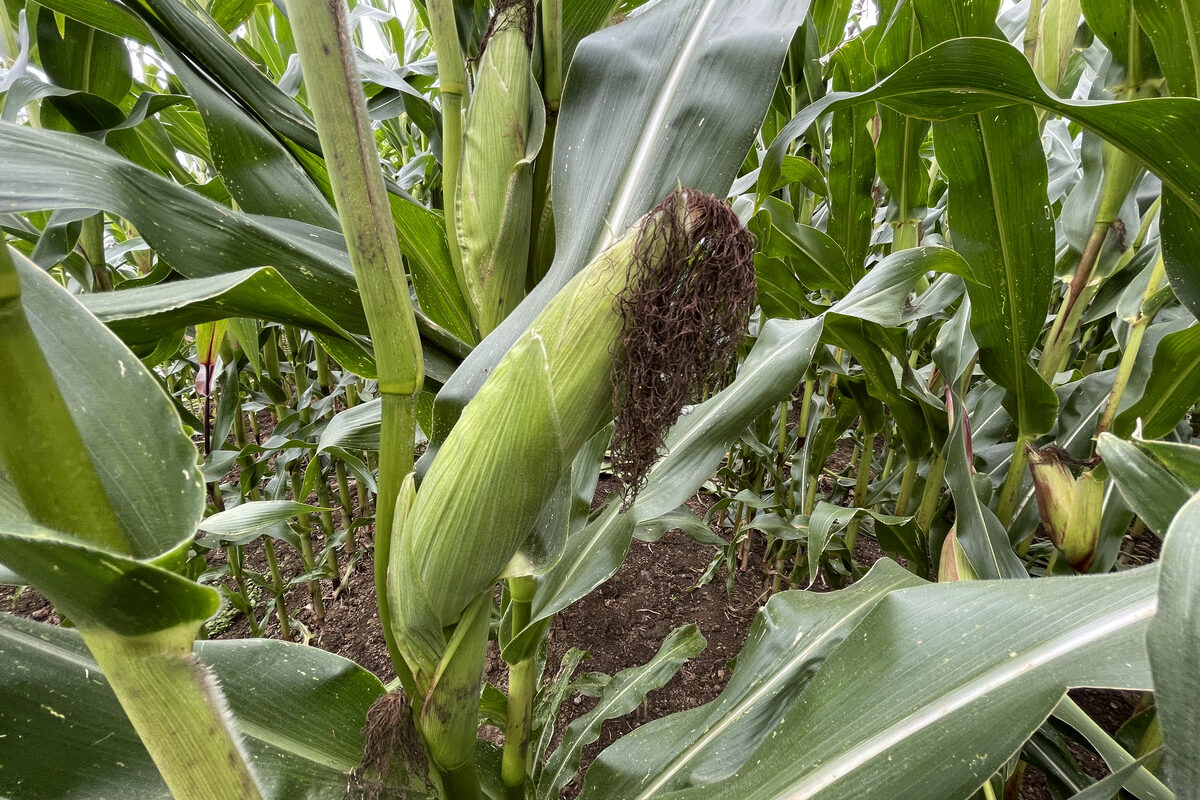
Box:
[1040, 222, 1109, 378]
[426, 0, 470, 309]
[315, 341, 334, 392]
[284, 325, 312, 424]
[335, 460, 354, 521]
[297, 528, 326, 620]
[316, 473, 340, 578]
[844, 429, 875, 554]
[225, 544, 263, 636]
[799, 377, 815, 432]
[892, 217, 920, 253]
[895, 456, 918, 516]
[1040, 140, 1143, 378]
[263, 536, 291, 640]
[1097, 254, 1167, 436]
[84, 626, 263, 800]
[875, 446, 896, 507]
[0, 243, 129, 551]
[915, 451, 947, 532]
[373, 394, 417, 686]
[541, 0, 563, 111]
[78, 213, 113, 291]
[262, 331, 287, 421]
[996, 432, 1033, 526]
[502, 576, 538, 799]
[1022, 0, 1043, 66]
[344, 382, 371, 512]
[287, 0, 424, 695]
[290, 469, 327, 621]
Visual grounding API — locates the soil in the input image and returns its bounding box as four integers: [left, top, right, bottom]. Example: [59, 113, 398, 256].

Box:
[0, 440, 1150, 799]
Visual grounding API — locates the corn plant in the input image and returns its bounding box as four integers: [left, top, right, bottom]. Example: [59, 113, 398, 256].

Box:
[2, 1, 1200, 799]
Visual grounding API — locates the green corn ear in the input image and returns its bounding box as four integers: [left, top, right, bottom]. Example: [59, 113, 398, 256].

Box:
[388, 189, 755, 778]
[1027, 445, 1103, 571]
[938, 525, 978, 582]
[455, 0, 542, 335]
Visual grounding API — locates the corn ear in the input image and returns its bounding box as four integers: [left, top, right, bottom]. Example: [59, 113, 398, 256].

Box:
[390, 230, 637, 667]
[1027, 445, 1103, 571]
[938, 525, 978, 582]
[1028, 445, 1074, 538]
[387, 189, 754, 779]
[455, 0, 543, 335]
[387, 221, 639, 778]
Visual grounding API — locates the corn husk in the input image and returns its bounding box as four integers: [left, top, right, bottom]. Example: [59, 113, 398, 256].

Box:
[387, 189, 754, 776]
[388, 212, 649, 775]
[1027, 445, 1103, 571]
[455, 0, 543, 335]
[938, 525, 978, 582]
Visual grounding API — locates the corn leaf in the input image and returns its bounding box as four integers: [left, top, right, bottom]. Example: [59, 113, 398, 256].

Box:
[655, 567, 1156, 800]
[632, 317, 824, 520]
[198, 500, 328, 540]
[318, 397, 383, 453]
[1098, 434, 1200, 536]
[29, 0, 153, 44]
[1147, 492, 1200, 796]
[156, 35, 337, 229]
[0, 613, 387, 800]
[0, 246, 202, 561]
[1114, 325, 1200, 438]
[79, 268, 395, 382]
[758, 38, 1200, 220]
[826, 36, 876, 273]
[943, 391, 1029, 579]
[1133, 0, 1200, 97]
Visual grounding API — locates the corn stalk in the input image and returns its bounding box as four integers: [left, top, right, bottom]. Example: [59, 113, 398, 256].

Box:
[285, 0, 425, 692]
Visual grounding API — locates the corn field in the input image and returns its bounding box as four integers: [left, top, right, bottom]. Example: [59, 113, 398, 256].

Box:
[1, 0, 1199, 798]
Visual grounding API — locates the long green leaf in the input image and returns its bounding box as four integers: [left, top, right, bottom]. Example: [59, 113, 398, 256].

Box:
[0, 614, 387, 800]
[826, 36, 877, 272]
[0, 123, 366, 333]
[1098, 433, 1200, 536]
[659, 567, 1157, 800]
[632, 317, 824, 520]
[758, 37, 1200, 219]
[156, 35, 337, 228]
[198, 500, 327, 539]
[83, 267, 355, 341]
[0, 246, 202, 560]
[30, 0, 153, 45]
[1114, 325, 1200, 438]
[1147, 492, 1200, 797]
[1133, 0, 1200, 97]
[944, 396, 1029, 579]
